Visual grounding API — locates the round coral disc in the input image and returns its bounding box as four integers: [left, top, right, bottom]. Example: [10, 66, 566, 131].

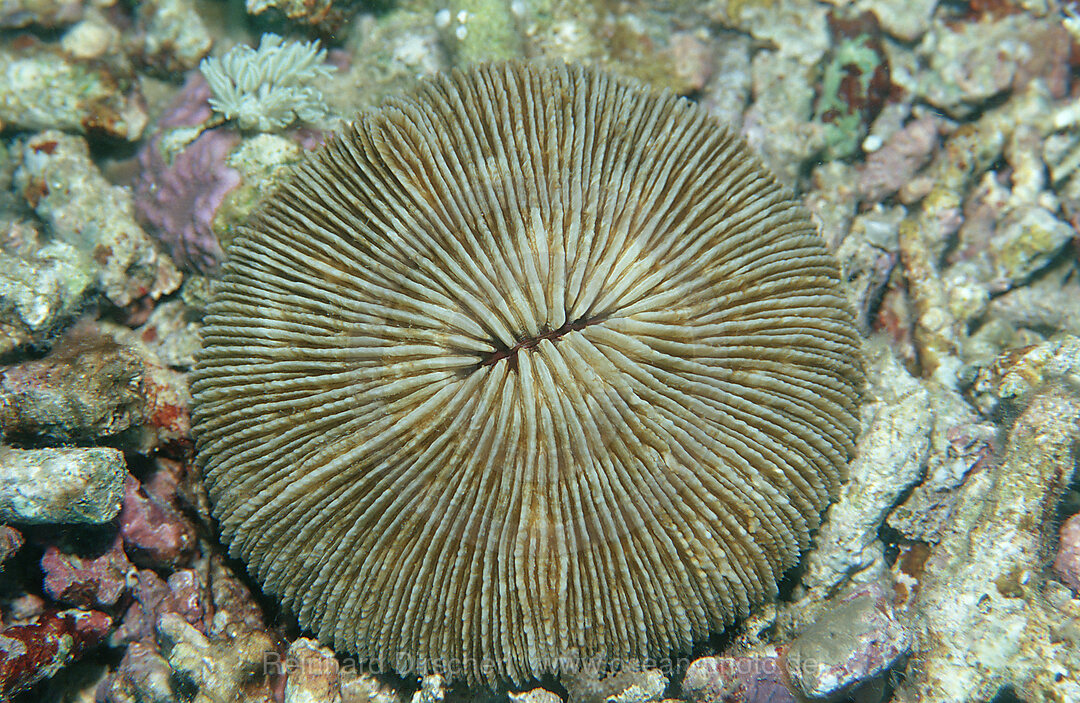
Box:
[192, 61, 863, 686]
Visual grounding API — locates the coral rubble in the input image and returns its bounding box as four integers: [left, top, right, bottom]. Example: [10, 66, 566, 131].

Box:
[0, 0, 1078, 699]
[0, 446, 125, 524]
[15, 131, 180, 307]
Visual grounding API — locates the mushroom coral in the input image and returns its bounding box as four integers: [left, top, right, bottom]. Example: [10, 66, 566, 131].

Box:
[192, 61, 863, 686]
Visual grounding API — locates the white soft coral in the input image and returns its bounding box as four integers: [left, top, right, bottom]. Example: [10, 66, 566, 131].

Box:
[199, 33, 335, 132]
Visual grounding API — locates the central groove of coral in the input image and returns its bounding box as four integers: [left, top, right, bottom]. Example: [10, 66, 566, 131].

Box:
[480, 315, 604, 368]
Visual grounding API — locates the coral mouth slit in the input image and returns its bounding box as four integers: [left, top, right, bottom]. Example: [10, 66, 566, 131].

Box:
[479, 314, 605, 369]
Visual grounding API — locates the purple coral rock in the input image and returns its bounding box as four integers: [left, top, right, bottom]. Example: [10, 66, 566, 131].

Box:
[682, 651, 796, 703]
[0, 526, 23, 564]
[133, 75, 240, 273]
[119, 474, 196, 568]
[101, 639, 174, 703]
[114, 568, 209, 648]
[114, 569, 170, 645]
[0, 608, 112, 698]
[781, 586, 909, 700]
[164, 570, 207, 628]
[856, 116, 940, 203]
[41, 533, 136, 609]
[1054, 512, 1080, 593]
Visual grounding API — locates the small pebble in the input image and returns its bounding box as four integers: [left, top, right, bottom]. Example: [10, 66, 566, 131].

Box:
[61, 19, 115, 60]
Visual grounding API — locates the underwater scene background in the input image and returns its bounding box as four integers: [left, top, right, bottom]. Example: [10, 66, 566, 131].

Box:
[0, 0, 1079, 701]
